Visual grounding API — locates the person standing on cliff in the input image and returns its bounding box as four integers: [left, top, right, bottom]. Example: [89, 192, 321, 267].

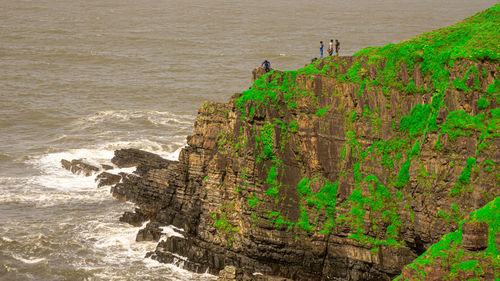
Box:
[261, 60, 271, 73]
[319, 41, 324, 58]
[328, 39, 334, 56]
[335, 39, 340, 56]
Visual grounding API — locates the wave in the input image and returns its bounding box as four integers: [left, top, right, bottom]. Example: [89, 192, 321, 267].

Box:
[0, 236, 14, 243]
[1, 138, 212, 279]
[25, 139, 184, 190]
[12, 255, 46, 264]
[0, 139, 185, 206]
[83, 219, 214, 280]
[0, 152, 11, 160]
[75, 110, 196, 127]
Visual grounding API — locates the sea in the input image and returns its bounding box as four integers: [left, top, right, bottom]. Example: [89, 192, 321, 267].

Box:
[0, 0, 497, 280]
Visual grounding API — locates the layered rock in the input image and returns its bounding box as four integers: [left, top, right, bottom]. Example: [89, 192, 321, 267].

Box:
[101, 6, 499, 281]
[107, 56, 498, 280]
[95, 172, 121, 188]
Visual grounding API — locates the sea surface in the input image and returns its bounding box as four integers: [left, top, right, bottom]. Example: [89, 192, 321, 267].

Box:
[0, 0, 497, 280]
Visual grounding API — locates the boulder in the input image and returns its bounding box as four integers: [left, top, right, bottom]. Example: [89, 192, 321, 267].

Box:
[120, 210, 147, 227]
[111, 148, 168, 168]
[61, 159, 100, 176]
[218, 266, 239, 281]
[101, 164, 114, 170]
[136, 222, 163, 242]
[95, 172, 121, 188]
[462, 221, 489, 251]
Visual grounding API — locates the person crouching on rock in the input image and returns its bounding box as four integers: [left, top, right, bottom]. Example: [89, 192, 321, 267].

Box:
[261, 59, 271, 73]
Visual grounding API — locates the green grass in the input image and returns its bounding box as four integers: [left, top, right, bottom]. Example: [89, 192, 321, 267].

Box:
[394, 196, 500, 280]
[355, 4, 500, 93]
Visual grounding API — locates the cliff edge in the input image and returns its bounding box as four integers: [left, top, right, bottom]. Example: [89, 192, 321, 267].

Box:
[103, 5, 499, 281]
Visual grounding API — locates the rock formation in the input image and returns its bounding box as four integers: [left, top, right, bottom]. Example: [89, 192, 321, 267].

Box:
[61, 159, 100, 176]
[97, 5, 499, 281]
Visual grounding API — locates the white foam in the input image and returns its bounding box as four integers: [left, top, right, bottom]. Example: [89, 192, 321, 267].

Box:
[0, 236, 13, 242]
[94, 220, 156, 252]
[8, 137, 216, 279]
[23, 138, 184, 195]
[165, 145, 185, 161]
[77, 110, 195, 126]
[12, 255, 46, 264]
[160, 225, 184, 239]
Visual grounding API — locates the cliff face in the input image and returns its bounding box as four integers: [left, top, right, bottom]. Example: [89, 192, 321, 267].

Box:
[105, 5, 499, 281]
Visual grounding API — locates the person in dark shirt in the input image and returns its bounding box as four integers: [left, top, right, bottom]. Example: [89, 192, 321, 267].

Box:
[319, 41, 324, 58]
[335, 39, 340, 56]
[261, 60, 271, 73]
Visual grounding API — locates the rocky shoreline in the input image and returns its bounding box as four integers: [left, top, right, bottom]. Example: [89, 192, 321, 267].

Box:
[61, 6, 499, 280]
[62, 55, 498, 280]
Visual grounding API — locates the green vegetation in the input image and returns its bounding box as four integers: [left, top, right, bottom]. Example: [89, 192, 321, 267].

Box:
[394, 197, 500, 280]
[457, 157, 477, 187]
[354, 4, 499, 93]
[211, 204, 240, 246]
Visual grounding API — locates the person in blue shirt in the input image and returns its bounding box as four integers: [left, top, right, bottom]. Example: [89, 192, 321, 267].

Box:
[261, 60, 271, 73]
[319, 41, 324, 58]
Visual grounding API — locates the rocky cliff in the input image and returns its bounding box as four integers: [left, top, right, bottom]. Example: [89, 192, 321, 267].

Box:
[99, 5, 499, 281]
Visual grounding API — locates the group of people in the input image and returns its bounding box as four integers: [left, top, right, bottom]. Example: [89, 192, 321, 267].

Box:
[319, 39, 340, 58]
[260, 39, 340, 72]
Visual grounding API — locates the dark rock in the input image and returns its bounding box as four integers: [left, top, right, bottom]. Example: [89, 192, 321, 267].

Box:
[111, 148, 169, 168]
[136, 222, 163, 242]
[101, 164, 114, 170]
[95, 172, 121, 188]
[119, 209, 147, 227]
[110, 172, 142, 202]
[61, 159, 100, 176]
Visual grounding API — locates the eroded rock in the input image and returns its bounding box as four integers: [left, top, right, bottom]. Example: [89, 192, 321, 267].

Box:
[119, 209, 148, 227]
[95, 172, 121, 188]
[136, 222, 163, 242]
[111, 148, 169, 169]
[61, 159, 100, 176]
[101, 56, 499, 281]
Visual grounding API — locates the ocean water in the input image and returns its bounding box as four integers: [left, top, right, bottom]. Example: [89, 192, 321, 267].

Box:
[0, 0, 497, 280]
